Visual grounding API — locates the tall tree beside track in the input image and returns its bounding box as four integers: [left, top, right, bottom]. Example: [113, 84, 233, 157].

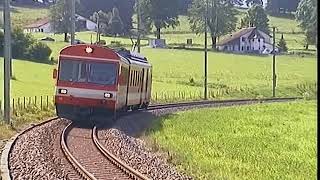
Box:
[188, 0, 238, 49]
[49, 0, 81, 42]
[266, 0, 301, 15]
[109, 7, 124, 36]
[78, 0, 134, 35]
[295, 0, 317, 49]
[240, 4, 270, 34]
[90, 10, 113, 36]
[139, 0, 180, 39]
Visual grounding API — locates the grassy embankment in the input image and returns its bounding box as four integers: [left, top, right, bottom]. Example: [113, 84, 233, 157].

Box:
[0, 48, 316, 100]
[0, 7, 317, 138]
[147, 100, 317, 179]
[0, 6, 49, 28]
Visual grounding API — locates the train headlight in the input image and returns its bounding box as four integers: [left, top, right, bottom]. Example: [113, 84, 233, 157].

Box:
[59, 89, 68, 94]
[104, 93, 113, 98]
[85, 47, 93, 53]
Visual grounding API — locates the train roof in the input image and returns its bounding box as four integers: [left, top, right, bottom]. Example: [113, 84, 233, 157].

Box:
[59, 44, 151, 68]
[116, 49, 151, 67]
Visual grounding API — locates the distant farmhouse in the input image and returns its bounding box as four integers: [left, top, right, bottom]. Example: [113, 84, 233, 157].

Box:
[217, 27, 276, 54]
[24, 14, 97, 33]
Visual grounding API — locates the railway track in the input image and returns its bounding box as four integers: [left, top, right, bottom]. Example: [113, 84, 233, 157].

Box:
[5, 97, 301, 179]
[147, 97, 299, 110]
[61, 122, 150, 180]
[59, 97, 299, 180]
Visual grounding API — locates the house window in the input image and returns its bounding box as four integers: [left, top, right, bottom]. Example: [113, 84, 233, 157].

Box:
[241, 46, 244, 51]
[258, 39, 261, 42]
[242, 37, 245, 42]
[247, 46, 249, 51]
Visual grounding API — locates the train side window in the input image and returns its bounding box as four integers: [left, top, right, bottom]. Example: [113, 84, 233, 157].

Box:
[137, 71, 139, 87]
[130, 70, 132, 86]
[131, 70, 134, 86]
[120, 66, 128, 85]
[132, 70, 135, 87]
[134, 71, 137, 86]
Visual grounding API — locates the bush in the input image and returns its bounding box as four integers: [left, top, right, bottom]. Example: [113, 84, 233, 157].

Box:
[0, 28, 52, 62]
[27, 42, 52, 61]
[11, 28, 35, 59]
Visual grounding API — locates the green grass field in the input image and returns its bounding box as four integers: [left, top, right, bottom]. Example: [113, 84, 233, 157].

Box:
[0, 6, 49, 28]
[0, 48, 316, 101]
[147, 100, 317, 179]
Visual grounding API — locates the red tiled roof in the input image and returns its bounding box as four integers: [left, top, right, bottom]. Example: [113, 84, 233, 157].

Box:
[25, 18, 50, 28]
[217, 27, 256, 46]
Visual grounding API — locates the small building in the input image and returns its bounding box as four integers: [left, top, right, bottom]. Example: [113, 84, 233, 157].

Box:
[217, 27, 275, 54]
[24, 18, 52, 33]
[24, 14, 97, 33]
[75, 14, 97, 31]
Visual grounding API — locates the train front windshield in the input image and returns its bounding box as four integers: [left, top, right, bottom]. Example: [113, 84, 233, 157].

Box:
[59, 60, 117, 85]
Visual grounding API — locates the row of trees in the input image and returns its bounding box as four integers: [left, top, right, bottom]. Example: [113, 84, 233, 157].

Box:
[48, 0, 316, 49]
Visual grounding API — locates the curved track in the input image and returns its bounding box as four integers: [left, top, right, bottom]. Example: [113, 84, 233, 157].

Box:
[61, 122, 150, 180]
[147, 97, 299, 110]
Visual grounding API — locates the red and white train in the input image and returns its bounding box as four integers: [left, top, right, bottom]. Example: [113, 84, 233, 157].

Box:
[53, 44, 152, 121]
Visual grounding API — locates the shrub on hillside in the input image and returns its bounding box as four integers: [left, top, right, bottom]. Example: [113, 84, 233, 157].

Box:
[27, 42, 52, 61]
[11, 28, 35, 59]
[0, 28, 52, 62]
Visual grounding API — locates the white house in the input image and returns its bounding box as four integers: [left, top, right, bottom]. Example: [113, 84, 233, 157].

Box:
[76, 14, 97, 31]
[24, 14, 97, 33]
[24, 18, 52, 33]
[217, 27, 276, 54]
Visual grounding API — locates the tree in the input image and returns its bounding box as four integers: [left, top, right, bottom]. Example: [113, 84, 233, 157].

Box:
[78, 0, 134, 35]
[109, 7, 124, 36]
[277, 34, 288, 52]
[90, 10, 112, 41]
[140, 0, 180, 39]
[177, 0, 193, 15]
[50, 0, 72, 42]
[296, 0, 317, 48]
[267, 0, 301, 15]
[241, 5, 270, 34]
[188, 0, 238, 49]
[245, 0, 263, 7]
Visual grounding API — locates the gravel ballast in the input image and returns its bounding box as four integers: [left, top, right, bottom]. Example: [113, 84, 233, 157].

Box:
[9, 119, 81, 180]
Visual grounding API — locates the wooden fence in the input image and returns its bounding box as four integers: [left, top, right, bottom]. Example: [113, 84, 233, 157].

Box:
[0, 91, 220, 116]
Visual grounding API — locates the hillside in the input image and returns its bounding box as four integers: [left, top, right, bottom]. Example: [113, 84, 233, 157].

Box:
[0, 6, 49, 28]
[150, 13, 314, 51]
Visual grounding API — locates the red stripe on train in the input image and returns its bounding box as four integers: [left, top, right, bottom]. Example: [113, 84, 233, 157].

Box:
[55, 96, 116, 109]
[57, 81, 118, 91]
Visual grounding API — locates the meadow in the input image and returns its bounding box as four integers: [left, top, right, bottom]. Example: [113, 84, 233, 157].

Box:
[0, 47, 316, 102]
[0, 6, 49, 28]
[147, 100, 317, 179]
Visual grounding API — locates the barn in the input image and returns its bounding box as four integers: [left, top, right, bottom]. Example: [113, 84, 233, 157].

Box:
[217, 27, 275, 54]
[24, 14, 97, 33]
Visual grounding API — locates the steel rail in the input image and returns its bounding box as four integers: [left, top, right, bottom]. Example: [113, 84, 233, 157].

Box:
[60, 122, 97, 180]
[147, 97, 300, 110]
[92, 126, 151, 180]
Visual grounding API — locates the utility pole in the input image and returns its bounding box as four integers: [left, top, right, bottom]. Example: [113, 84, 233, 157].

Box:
[136, 0, 141, 53]
[204, 0, 208, 100]
[272, 27, 276, 97]
[96, 15, 100, 43]
[3, 0, 11, 123]
[70, 0, 76, 45]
